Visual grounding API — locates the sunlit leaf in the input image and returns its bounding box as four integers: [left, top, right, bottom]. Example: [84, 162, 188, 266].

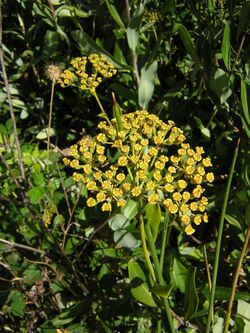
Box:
[184, 267, 198, 320]
[128, 260, 157, 307]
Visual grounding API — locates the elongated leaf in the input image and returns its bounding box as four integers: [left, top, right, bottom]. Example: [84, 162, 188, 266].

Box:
[114, 230, 138, 248]
[126, 3, 145, 50]
[237, 2, 250, 39]
[145, 203, 161, 242]
[109, 214, 128, 231]
[71, 30, 129, 69]
[51, 301, 88, 326]
[237, 300, 250, 333]
[222, 21, 231, 70]
[128, 260, 157, 307]
[105, 0, 125, 29]
[122, 199, 138, 220]
[202, 285, 250, 301]
[171, 258, 187, 293]
[126, 27, 139, 51]
[55, 5, 92, 18]
[184, 267, 199, 320]
[173, 23, 200, 64]
[138, 61, 158, 109]
[207, 0, 214, 12]
[241, 80, 250, 125]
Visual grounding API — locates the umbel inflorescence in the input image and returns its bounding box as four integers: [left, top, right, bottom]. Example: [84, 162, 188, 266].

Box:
[64, 111, 214, 235]
[57, 54, 117, 94]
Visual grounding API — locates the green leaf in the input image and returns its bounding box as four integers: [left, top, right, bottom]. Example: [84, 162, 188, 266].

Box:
[213, 317, 224, 333]
[184, 267, 199, 320]
[245, 204, 250, 226]
[237, 2, 250, 39]
[71, 30, 128, 69]
[126, 3, 145, 50]
[165, 0, 176, 12]
[171, 258, 187, 293]
[36, 128, 55, 140]
[113, 230, 138, 248]
[105, 0, 125, 29]
[9, 291, 25, 318]
[202, 286, 250, 301]
[145, 203, 161, 242]
[109, 214, 128, 231]
[122, 199, 138, 220]
[152, 283, 173, 298]
[222, 21, 231, 70]
[23, 265, 42, 285]
[241, 80, 250, 126]
[126, 27, 139, 51]
[27, 186, 44, 204]
[55, 5, 92, 18]
[237, 300, 250, 333]
[138, 61, 158, 109]
[51, 301, 88, 326]
[173, 23, 200, 64]
[128, 260, 157, 307]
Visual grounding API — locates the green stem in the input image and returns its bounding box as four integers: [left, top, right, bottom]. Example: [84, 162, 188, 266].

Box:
[205, 138, 240, 333]
[93, 91, 111, 124]
[223, 224, 250, 333]
[160, 211, 171, 272]
[144, 221, 176, 333]
[139, 214, 156, 282]
[47, 80, 55, 172]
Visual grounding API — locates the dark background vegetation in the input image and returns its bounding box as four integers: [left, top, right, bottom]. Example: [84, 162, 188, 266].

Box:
[0, 0, 249, 332]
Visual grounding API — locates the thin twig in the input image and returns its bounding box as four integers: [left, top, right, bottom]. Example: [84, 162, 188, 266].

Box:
[223, 224, 250, 333]
[0, 1, 26, 182]
[0, 238, 45, 254]
[124, 0, 140, 88]
[0, 152, 28, 205]
[205, 138, 240, 333]
[61, 184, 83, 250]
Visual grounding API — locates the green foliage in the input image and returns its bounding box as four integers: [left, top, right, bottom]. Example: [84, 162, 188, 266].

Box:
[0, 0, 249, 332]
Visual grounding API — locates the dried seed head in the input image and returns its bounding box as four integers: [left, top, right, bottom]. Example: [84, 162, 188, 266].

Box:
[45, 64, 61, 81]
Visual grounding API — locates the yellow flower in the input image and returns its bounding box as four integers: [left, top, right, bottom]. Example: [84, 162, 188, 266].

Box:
[172, 192, 182, 202]
[123, 183, 131, 192]
[206, 172, 214, 183]
[72, 172, 83, 182]
[118, 156, 128, 166]
[131, 186, 142, 197]
[181, 215, 190, 225]
[164, 183, 174, 193]
[148, 193, 159, 204]
[177, 179, 187, 190]
[117, 199, 126, 207]
[116, 173, 125, 182]
[185, 225, 195, 235]
[153, 171, 162, 181]
[193, 215, 202, 225]
[87, 197, 97, 207]
[102, 202, 112, 211]
[168, 204, 178, 214]
[86, 181, 97, 191]
[182, 191, 190, 201]
[193, 174, 203, 184]
[96, 192, 106, 202]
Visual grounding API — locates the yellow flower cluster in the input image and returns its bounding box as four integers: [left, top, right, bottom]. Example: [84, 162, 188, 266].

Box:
[57, 54, 117, 94]
[43, 205, 54, 227]
[64, 111, 214, 235]
[144, 10, 163, 24]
